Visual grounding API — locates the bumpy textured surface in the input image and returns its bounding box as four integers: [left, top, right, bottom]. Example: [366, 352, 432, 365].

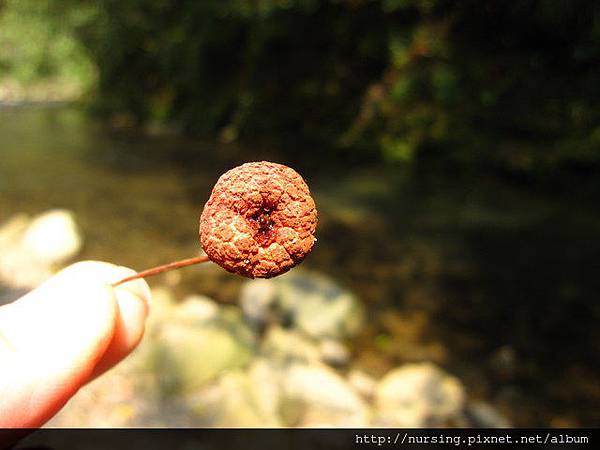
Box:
[199, 162, 318, 278]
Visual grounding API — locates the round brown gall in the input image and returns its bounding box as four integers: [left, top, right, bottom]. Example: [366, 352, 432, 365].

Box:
[199, 161, 318, 278]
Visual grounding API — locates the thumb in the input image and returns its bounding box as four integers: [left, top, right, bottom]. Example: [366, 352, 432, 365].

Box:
[0, 261, 151, 428]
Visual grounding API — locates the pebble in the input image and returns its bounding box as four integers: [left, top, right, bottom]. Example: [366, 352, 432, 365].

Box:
[373, 362, 466, 427]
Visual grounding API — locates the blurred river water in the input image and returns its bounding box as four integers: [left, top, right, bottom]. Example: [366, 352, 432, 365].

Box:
[1, 105, 599, 426]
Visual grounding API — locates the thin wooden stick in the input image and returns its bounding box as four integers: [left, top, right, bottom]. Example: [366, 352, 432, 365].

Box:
[111, 255, 211, 287]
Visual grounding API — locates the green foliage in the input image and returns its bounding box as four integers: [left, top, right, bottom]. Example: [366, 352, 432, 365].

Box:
[1, 0, 599, 174]
[354, 0, 600, 172]
[0, 0, 97, 98]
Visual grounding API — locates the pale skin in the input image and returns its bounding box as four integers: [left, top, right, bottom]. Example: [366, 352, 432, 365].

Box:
[0, 261, 151, 428]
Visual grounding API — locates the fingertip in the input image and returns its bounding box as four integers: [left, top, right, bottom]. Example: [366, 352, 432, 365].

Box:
[0, 261, 153, 427]
[113, 270, 152, 315]
[91, 282, 150, 377]
[0, 261, 119, 427]
[56, 262, 153, 377]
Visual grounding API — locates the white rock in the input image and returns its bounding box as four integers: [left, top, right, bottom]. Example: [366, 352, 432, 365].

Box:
[21, 209, 82, 265]
[0, 213, 29, 246]
[152, 310, 255, 392]
[373, 362, 465, 427]
[239, 270, 365, 340]
[261, 325, 321, 363]
[0, 248, 53, 289]
[282, 362, 369, 426]
[347, 369, 377, 399]
[239, 279, 277, 326]
[277, 271, 365, 339]
[319, 339, 350, 366]
[189, 359, 283, 427]
[0, 212, 82, 289]
[175, 295, 220, 324]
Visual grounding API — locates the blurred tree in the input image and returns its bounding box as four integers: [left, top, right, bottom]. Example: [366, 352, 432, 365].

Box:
[361, 0, 600, 174]
[1, 0, 599, 174]
[0, 0, 97, 100]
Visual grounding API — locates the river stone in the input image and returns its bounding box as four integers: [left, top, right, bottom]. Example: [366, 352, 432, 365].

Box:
[318, 338, 351, 367]
[238, 271, 364, 340]
[347, 369, 377, 400]
[247, 359, 283, 424]
[239, 278, 278, 327]
[281, 362, 369, 426]
[0, 211, 83, 289]
[190, 359, 283, 427]
[175, 295, 220, 324]
[148, 300, 256, 394]
[373, 362, 465, 427]
[260, 325, 321, 363]
[21, 209, 82, 265]
[0, 213, 29, 246]
[276, 270, 365, 339]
